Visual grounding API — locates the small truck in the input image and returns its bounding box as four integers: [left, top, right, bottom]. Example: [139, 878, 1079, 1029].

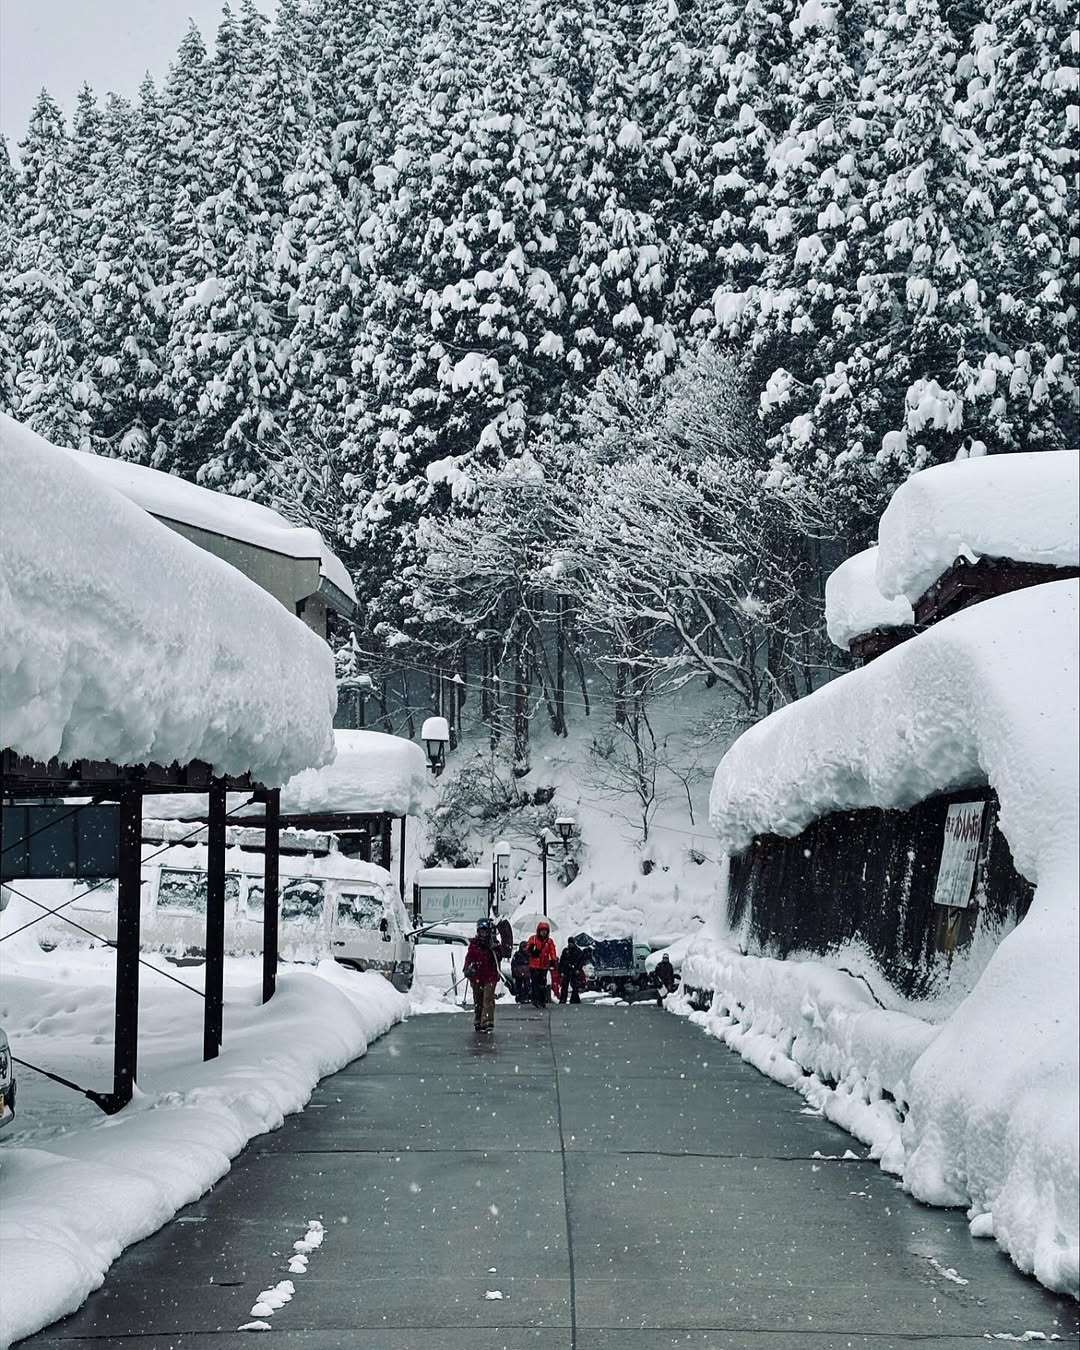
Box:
[572, 933, 654, 997]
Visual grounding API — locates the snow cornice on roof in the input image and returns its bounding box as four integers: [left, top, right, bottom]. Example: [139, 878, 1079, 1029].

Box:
[0, 414, 337, 786]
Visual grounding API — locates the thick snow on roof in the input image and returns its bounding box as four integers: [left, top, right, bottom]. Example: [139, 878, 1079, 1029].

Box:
[414, 867, 492, 888]
[875, 451, 1079, 604]
[277, 729, 429, 817]
[825, 546, 915, 650]
[0, 414, 337, 786]
[66, 444, 356, 603]
[709, 580, 1079, 1293]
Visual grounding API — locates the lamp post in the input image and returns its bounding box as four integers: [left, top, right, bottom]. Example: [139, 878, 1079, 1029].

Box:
[539, 818, 576, 917]
[420, 715, 450, 777]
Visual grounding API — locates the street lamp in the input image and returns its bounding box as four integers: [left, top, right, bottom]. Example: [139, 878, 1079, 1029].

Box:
[420, 716, 450, 776]
[539, 818, 576, 917]
[492, 840, 511, 916]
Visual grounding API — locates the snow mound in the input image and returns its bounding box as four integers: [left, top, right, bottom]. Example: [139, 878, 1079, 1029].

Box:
[0, 414, 337, 787]
[708, 580, 1079, 1295]
[875, 451, 1079, 604]
[825, 546, 914, 650]
[65, 441, 356, 603]
[0, 955, 407, 1347]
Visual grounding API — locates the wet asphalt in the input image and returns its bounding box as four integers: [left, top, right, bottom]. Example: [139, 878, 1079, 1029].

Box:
[18, 1000, 1080, 1349]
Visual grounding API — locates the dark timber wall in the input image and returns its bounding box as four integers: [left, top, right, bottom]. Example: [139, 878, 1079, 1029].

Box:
[727, 789, 1035, 999]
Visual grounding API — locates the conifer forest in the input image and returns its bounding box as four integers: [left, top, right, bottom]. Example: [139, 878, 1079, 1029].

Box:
[2, 0, 1076, 764]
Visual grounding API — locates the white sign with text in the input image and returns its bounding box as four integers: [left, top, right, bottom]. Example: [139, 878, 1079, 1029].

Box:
[933, 801, 987, 909]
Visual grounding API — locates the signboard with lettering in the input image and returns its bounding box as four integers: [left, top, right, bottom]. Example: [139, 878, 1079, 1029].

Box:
[416, 886, 491, 924]
[932, 801, 987, 909]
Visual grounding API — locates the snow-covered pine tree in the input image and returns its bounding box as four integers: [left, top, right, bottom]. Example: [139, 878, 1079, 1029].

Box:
[80, 93, 169, 459]
[848, 0, 996, 488]
[963, 0, 1078, 450]
[6, 89, 87, 447]
[0, 136, 19, 412]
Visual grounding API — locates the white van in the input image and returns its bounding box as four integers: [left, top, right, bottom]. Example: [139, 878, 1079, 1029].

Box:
[30, 822, 414, 989]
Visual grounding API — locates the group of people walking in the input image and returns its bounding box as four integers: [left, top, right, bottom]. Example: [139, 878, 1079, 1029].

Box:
[463, 918, 588, 1032]
[463, 917, 679, 1032]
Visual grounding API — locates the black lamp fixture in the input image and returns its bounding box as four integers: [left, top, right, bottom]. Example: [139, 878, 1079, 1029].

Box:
[420, 716, 450, 776]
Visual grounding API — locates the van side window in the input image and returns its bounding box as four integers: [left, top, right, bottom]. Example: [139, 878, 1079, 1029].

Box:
[336, 892, 383, 930]
[158, 868, 240, 914]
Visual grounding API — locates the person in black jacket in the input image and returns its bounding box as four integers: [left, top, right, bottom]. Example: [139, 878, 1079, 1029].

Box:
[654, 954, 678, 999]
[510, 941, 531, 1002]
[558, 936, 587, 1004]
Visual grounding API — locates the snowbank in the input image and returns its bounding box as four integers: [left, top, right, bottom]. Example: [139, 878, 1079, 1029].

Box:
[677, 936, 936, 1171]
[706, 580, 1079, 1295]
[0, 930, 407, 1348]
[0, 415, 336, 786]
[875, 451, 1079, 604]
[66, 441, 356, 603]
[825, 545, 914, 650]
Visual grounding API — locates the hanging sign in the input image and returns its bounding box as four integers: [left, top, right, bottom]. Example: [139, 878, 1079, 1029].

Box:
[932, 801, 987, 909]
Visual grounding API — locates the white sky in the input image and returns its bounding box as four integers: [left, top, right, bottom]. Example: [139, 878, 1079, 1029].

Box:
[0, 0, 276, 146]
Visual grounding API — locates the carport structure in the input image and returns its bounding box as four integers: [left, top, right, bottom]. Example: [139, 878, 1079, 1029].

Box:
[143, 727, 430, 906]
[0, 415, 338, 1114]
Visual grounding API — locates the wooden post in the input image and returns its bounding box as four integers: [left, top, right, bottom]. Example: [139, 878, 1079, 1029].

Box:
[203, 779, 227, 1060]
[398, 816, 407, 901]
[381, 816, 393, 872]
[262, 788, 280, 1005]
[112, 787, 143, 1109]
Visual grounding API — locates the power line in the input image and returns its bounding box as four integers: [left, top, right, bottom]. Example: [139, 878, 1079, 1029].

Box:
[0, 795, 257, 946]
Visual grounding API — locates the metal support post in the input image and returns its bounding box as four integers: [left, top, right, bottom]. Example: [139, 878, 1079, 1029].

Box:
[262, 788, 280, 1005]
[398, 816, 407, 901]
[112, 787, 143, 1109]
[203, 778, 227, 1060]
[541, 835, 549, 917]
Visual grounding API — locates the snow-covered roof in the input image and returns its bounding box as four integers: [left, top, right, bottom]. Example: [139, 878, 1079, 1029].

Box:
[0, 414, 337, 786]
[65, 444, 356, 605]
[144, 729, 429, 820]
[824, 546, 915, 650]
[414, 867, 492, 889]
[875, 451, 1080, 605]
[710, 579, 1078, 880]
[275, 729, 428, 817]
[710, 579, 1080, 1301]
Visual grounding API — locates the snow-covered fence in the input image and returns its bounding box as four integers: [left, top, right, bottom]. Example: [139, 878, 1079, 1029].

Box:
[726, 788, 1033, 1000]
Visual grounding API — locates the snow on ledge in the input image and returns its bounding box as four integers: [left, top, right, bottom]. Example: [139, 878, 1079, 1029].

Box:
[66, 443, 356, 604]
[825, 546, 915, 650]
[875, 451, 1079, 604]
[708, 580, 1079, 1295]
[0, 414, 336, 786]
[276, 729, 429, 817]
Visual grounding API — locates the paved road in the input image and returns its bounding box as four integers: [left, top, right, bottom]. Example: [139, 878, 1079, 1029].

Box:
[22, 1002, 1079, 1349]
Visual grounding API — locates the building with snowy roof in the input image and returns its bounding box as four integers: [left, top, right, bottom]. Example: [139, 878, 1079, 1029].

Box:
[63, 444, 357, 640]
[699, 450, 1080, 1297]
[826, 452, 1079, 663]
[0, 413, 339, 1111]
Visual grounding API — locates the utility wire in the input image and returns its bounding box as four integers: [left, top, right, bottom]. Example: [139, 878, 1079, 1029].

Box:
[0, 796, 257, 946]
[4, 889, 208, 998]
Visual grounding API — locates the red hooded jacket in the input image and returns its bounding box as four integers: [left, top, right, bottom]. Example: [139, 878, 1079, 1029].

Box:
[526, 931, 557, 970]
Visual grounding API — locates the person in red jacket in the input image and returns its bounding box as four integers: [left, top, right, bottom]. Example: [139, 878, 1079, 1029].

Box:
[526, 922, 558, 1009]
[464, 918, 500, 1032]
